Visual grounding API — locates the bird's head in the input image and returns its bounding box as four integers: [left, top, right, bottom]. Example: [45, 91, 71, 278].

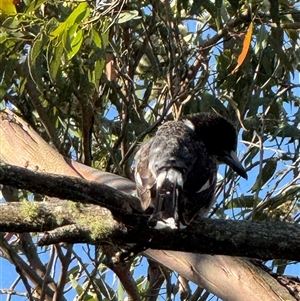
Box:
[183, 113, 248, 179]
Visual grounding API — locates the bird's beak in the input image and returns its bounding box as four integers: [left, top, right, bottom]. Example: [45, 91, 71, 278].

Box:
[219, 151, 248, 179]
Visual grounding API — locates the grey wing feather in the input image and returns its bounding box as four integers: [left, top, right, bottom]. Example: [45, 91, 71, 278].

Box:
[134, 138, 156, 210]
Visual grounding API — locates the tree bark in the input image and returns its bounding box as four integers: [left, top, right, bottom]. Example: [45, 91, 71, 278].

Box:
[0, 179, 300, 261]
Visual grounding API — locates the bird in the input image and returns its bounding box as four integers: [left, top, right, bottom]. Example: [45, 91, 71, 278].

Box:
[134, 112, 247, 229]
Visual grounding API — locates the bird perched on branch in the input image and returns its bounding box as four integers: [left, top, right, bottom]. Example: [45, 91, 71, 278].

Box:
[134, 112, 247, 229]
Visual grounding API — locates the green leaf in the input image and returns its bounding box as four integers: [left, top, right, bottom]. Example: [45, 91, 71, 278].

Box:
[117, 280, 124, 300]
[19, 77, 27, 95]
[28, 34, 48, 90]
[30, 34, 44, 62]
[67, 28, 83, 60]
[47, 41, 64, 82]
[67, 264, 89, 281]
[65, 2, 90, 25]
[251, 158, 277, 192]
[50, 22, 67, 40]
[63, 24, 79, 52]
[200, 92, 227, 114]
[92, 19, 109, 50]
[92, 29, 102, 48]
[0, 100, 5, 111]
[255, 25, 268, 54]
[0, 30, 8, 43]
[0, 0, 16, 15]
[277, 124, 300, 140]
[117, 10, 140, 24]
[269, 28, 293, 71]
[26, 0, 47, 13]
[50, 2, 90, 39]
[0, 81, 7, 99]
[90, 59, 105, 87]
[94, 277, 117, 300]
[225, 195, 260, 209]
[2, 16, 19, 29]
[190, 0, 214, 16]
[247, 97, 271, 116]
[244, 147, 259, 167]
[69, 275, 84, 296]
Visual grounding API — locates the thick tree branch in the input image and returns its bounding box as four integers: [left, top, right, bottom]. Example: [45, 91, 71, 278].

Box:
[0, 162, 143, 223]
[144, 250, 294, 301]
[0, 166, 300, 260]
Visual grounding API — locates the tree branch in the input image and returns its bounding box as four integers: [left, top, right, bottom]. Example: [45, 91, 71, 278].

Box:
[0, 162, 143, 223]
[0, 166, 300, 260]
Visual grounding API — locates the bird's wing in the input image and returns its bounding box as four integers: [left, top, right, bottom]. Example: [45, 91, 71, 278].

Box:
[134, 138, 156, 210]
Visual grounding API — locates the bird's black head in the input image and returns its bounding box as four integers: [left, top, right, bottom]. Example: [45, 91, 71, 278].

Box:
[182, 113, 248, 179]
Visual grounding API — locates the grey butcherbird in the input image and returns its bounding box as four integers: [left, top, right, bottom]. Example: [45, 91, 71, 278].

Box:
[134, 112, 247, 229]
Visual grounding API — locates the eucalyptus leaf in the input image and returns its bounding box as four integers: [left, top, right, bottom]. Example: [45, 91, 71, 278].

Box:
[251, 158, 277, 192]
[30, 34, 44, 62]
[225, 195, 260, 209]
[255, 25, 268, 54]
[47, 41, 64, 82]
[70, 274, 84, 295]
[92, 29, 102, 48]
[67, 28, 83, 60]
[200, 92, 227, 114]
[0, 100, 5, 110]
[117, 10, 140, 24]
[65, 2, 90, 25]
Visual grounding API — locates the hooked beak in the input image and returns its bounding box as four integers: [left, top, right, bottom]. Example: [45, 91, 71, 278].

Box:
[218, 151, 248, 179]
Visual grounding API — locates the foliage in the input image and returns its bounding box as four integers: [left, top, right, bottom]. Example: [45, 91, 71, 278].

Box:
[0, 0, 300, 300]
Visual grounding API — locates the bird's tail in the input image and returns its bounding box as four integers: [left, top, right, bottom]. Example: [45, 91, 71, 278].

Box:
[148, 168, 183, 229]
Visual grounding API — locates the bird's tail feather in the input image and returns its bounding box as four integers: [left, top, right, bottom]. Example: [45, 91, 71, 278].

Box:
[148, 169, 183, 228]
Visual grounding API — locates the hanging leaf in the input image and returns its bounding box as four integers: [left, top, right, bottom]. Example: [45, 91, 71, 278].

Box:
[244, 147, 259, 167]
[225, 195, 260, 209]
[67, 28, 83, 60]
[0, 99, 5, 110]
[226, 97, 247, 130]
[200, 92, 227, 114]
[47, 41, 64, 82]
[69, 274, 84, 296]
[89, 58, 105, 87]
[30, 34, 44, 62]
[25, 0, 46, 13]
[117, 10, 140, 24]
[251, 158, 277, 192]
[254, 25, 268, 54]
[50, 2, 90, 40]
[65, 2, 90, 25]
[231, 22, 253, 74]
[50, 21, 67, 40]
[0, 0, 16, 15]
[92, 29, 102, 48]
[28, 34, 49, 90]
